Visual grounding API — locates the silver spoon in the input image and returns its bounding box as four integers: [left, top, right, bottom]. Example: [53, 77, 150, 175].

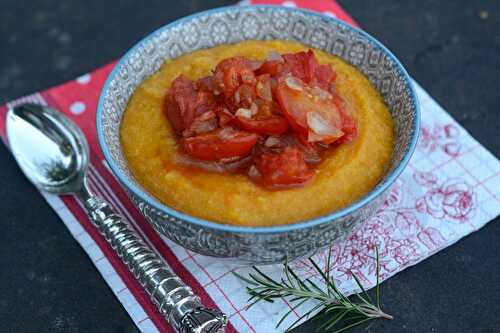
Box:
[6, 103, 227, 333]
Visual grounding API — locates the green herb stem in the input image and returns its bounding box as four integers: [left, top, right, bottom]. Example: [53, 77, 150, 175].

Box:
[233, 246, 392, 333]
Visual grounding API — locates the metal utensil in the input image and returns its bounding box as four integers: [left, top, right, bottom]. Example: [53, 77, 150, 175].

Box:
[6, 103, 227, 333]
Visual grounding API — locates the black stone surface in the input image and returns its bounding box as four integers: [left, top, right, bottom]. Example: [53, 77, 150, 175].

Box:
[0, 1, 499, 332]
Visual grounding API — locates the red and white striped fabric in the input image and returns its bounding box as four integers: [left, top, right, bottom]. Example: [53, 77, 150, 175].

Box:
[1, 1, 499, 332]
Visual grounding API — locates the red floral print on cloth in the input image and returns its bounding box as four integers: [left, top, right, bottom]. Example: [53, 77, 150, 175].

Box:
[418, 123, 461, 157]
[417, 227, 447, 252]
[415, 171, 475, 221]
[290, 181, 421, 284]
[289, 172, 472, 288]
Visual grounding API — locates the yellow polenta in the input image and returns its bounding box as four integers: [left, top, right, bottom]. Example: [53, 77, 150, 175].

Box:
[120, 40, 394, 227]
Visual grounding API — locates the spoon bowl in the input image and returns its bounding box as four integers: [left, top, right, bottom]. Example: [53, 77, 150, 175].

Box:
[6, 104, 88, 194]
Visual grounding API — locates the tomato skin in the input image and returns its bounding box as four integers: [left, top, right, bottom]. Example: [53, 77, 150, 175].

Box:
[259, 50, 336, 91]
[183, 111, 218, 137]
[255, 147, 315, 189]
[165, 93, 184, 134]
[313, 64, 336, 91]
[256, 74, 273, 102]
[282, 50, 336, 88]
[275, 77, 343, 144]
[215, 106, 234, 127]
[214, 57, 256, 97]
[180, 128, 258, 161]
[233, 115, 289, 135]
[165, 75, 216, 134]
[282, 52, 308, 81]
[165, 75, 196, 133]
[257, 60, 285, 76]
[332, 94, 358, 143]
[235, 83, 257, 107]
[196, 75, 218, 93]
[274, 78, 308, 133]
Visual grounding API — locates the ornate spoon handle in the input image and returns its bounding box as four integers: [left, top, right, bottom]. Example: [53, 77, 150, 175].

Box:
[81, 194, 227, 333]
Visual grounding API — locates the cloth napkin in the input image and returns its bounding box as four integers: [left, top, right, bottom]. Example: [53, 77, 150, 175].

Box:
[1, 1, 499, 332]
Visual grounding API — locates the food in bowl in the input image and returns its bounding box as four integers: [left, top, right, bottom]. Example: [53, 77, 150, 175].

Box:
[164, 46, 358, 189]
[120, 40, 394, 227]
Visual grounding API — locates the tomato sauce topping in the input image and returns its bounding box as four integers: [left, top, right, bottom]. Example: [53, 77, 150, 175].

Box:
[164, 50, 358, 189]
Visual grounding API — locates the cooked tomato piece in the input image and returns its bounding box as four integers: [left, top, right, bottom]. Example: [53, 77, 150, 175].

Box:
[340, 114, 357, 142]
[180, 128, 258, 161]
[165, 75, 196, 133]
[275, 76, 344, 143]
[255, 147, 315, 189]
[234, 83, 256, 107]
[306, 111, 344, 144]
[193, 90, 217, 117]
[256, 74, 273, 102]
[274, 77, 308, 133]
[313, 63, 336, 91]
[302, 50, 335, 89]
[257, 60, 285, 76]
[183, 111, 218, 137]
[293, 134, 323, 164]
[279, 50, 336, 90]
[254, 98, 283, 119]
[214, 56, 256, 97]
[254, 98, 272, 118]
[281, 50, 319, 81]
[233, 115, 289, 135]
[215, 106, 234, 127]
[165, 75, 216, 134]
[165, 93, 184, 134]
[196, 75, 218, 93]
[282, 52, 309, 81]
[332, 94, 358, 143]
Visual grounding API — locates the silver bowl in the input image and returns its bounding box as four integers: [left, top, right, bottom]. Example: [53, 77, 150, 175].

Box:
[96, 5, 420, 264]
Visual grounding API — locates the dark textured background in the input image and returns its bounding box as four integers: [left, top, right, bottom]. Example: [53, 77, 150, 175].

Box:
[1, 1, 499, 332]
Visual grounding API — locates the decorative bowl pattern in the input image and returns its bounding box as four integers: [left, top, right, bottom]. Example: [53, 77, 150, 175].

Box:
[97, 5, 420, 264]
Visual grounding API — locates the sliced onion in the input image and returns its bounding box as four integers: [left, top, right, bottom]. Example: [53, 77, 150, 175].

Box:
[183, 111, 217, 136]
[247, 165, 262, 180]
[175, 154, 226, 173]
[250, 102, 258, 114]
[241, 71, 256, 84]
[198, 110, 216, 121]
[175, 154, 252, 173]
[234, 90, 241, 104]
[285, 76, 304, 91]
[267, 51, 284, 62]
[312, 86, 332, 100]
[225, 154, 253, 172]
[249, 60, 263, 71]
[302, 150, 322, 164]
[218, 127, 237, 139]
[264, 136, 282, 148]
[307, 112, 332, 135]
[256, 80, 273, 102]
[316, 142, 330, 149]
[219, 156, 243, 163]
[282, 134, 322, 164]
[235, 107, 253, 119]
[191, 119, 217, 134]
[329, 82, 337, 94]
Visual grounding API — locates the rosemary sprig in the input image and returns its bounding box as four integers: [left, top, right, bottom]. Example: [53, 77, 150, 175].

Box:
[233, 247, 392, 333]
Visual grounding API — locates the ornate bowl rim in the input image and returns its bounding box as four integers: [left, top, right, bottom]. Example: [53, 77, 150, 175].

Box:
[96, 5, 420, 234]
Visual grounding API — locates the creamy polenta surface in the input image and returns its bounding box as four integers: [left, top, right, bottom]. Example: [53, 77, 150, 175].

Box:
[120, 40, 394, 226]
